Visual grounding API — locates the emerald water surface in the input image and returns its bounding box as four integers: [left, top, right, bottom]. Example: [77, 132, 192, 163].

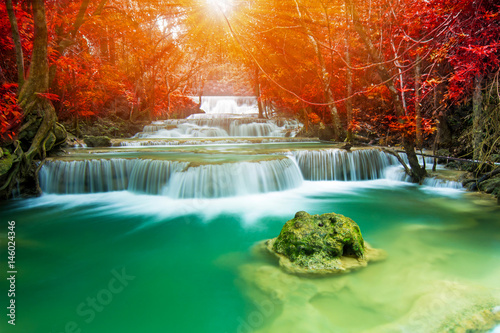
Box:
[1, 144, 500, 333]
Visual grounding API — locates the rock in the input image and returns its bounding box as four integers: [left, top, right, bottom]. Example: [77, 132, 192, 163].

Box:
[44, 131, 57, 152]
[53, 122, 67, 146]
[0, 149, 14, 177]
[478, 176, 500, 196]
[266, 211, 385, 275]
[84, 135, 111, 147]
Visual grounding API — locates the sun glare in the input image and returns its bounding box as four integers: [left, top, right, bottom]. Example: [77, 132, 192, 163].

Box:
[205, 0, 234, 15]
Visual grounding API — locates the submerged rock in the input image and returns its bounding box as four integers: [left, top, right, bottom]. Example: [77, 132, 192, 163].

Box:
[265, 211, 385, 275]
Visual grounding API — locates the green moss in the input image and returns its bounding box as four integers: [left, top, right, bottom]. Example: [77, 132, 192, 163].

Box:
[84, 136, 111, 147]
[272, 211, 365, 269]
[0, 149, 15, 177]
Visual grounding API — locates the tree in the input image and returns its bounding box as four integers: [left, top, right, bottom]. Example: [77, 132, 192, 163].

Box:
[1, 0, 66, 198]
[344, 0, 426, 182]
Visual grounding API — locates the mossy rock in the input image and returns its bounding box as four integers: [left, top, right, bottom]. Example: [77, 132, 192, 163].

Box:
[0, 149, 15, 177]
[266, 211, 385, 275]
[478, 176, 500, 196]
[44, 131, 57, 152]
[84, 136, 111, 147]
[54, 122, 67, 146]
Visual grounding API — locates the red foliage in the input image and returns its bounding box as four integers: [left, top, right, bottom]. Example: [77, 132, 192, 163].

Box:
[0, 83, 23, 143]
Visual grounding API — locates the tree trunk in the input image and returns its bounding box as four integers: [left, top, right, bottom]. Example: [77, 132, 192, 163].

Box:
[345, 0, 426, 182]
[294, 0, 343, 140]
[1, 0, 66, 199]
[472, 74, 484, 161]
[5, 0, 25, 88]
[254, 66, 265, 118]
[415, 55, 422, 148]
[345, 6, 353, 141]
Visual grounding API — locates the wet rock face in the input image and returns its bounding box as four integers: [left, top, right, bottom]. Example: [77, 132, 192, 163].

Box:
[272, 211, 365, 268]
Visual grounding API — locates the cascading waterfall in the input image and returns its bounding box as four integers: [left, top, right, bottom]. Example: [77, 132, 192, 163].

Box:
[138, 123, 229, 138]
[197, 96, 259, 116]
[39, 159, 189, 194]
[166, 157, 303, 198]
[293, 149, 398, 181]
[229, 122, 280, 137]
[39, 149, 462, 196]
[133, 96, 302, 138]
[39, 157, 304, 198]
[135, 118, 301, 138]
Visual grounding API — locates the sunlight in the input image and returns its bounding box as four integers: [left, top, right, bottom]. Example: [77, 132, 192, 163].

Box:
[205, 0, 234, 15]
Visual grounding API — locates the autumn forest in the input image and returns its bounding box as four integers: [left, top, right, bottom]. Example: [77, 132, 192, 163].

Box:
[3, 2, 500, 332]
[1, 0, 500, 198]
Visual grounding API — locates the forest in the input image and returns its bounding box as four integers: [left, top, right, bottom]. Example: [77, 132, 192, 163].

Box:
[3, 2, 500, 333]
[1, 0, 499, 198]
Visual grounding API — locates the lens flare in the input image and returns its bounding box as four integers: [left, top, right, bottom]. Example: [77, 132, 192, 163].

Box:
[205, 0, 234, 15]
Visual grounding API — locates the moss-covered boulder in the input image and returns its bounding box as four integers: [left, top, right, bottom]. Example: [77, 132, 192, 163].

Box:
[266, 211, 385, 275]
[0, 149, 15, 177]
[84, 135, 111, 147]
[478, 176, 500, 198]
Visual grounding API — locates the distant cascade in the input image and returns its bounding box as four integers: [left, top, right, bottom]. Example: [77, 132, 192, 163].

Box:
[135, 118, 301, 139]
[39, 157, 303, 197]
[132, 95, 302, 139]
[39, 159, 189, 194]
[293, 149, 397, 181]
[198, 96, 259, 116]
[229, 122, 278, 137]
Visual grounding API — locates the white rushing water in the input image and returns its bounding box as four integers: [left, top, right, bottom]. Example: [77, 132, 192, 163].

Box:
[39, 148, 463, 196]
[134, 96, 303, 138]
[293, 149, 397, 181]
[165, 158, 303, 198]
[197, 96, 259, 116]
[40, 157, 304, 198]
[135, 118, 302, 139]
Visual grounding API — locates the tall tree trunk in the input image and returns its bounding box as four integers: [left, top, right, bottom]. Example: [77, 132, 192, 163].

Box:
[5, 0, 25, 88]
[345, 5, 353, 141]
[254, 66, 264, 118]
[294, 0, 343, 140]
[1, 0, 66, 199]
[345, 0, 426, 182]
[472, 74, 484, 161]
[415, 55, 422, 148]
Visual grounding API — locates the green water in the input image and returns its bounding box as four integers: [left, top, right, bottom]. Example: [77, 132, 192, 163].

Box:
[1, 181, 500, 332]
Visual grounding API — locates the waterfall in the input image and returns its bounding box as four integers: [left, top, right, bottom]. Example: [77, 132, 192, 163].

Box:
[293, 149, 396, 181]
[197, 96, 259, 116]
[39, 157, 303, 197]
[423, 177, 462, 189]
[39, 159, 189, 194]
[229, 122, 281, 137]
[135, 118, 301, 139]
[39, 149, 461, 196]
[166, 157, 303, 198]
[136, 123, 229, 138]
[132, 96, 303, 139]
